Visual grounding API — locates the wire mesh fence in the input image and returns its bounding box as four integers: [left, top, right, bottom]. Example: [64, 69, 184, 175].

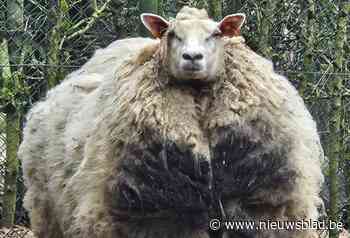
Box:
[0, 113, 5, 197]
[0, 0, 348, 109]
[0, 0, 349, 227]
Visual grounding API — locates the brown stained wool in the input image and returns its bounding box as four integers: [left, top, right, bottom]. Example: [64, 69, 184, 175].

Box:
[19, 8, 324, 238]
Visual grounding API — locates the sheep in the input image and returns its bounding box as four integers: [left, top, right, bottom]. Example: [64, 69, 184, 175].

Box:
[18, 6, 324, 238]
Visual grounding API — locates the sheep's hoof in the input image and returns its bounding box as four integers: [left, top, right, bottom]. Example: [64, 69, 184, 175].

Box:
[114, 140, 212, 213]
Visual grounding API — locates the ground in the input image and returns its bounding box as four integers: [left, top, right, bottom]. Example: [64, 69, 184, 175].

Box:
[0, 225, 35, 238]
[0, 226, 349, 238]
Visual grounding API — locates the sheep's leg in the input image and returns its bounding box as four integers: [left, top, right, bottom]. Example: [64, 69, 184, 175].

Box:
[28, 203, 50, 238]
[24, 188, 64, 238]
[62, 191, 114, 238]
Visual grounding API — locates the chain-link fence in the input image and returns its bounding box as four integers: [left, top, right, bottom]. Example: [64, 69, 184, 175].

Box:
[0, 0, 349, 227]
[0, 0, 348, 109]
[0, 0, 141, 111]
[0, 113, 5, 225]
[0, 113, 5, 197]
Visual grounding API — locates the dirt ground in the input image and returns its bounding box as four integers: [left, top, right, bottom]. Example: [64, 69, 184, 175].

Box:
[0, 226, 349, 238]
[0, 226, 35, 238]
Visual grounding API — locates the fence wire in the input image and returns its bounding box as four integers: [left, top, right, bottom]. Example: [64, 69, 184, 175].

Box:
[0, 113, 5, 195]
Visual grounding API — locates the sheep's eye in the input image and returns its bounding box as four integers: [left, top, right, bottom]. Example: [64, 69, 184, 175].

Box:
[212, 31, 222, 38]
[206, 30, 222, 41]
[168, 31, 183, 42]
[174, 34, 183, 42]
[212, 30, 222, 38]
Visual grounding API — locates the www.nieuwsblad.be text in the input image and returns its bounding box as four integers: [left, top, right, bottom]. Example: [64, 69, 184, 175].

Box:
[209, 219, 343, 231]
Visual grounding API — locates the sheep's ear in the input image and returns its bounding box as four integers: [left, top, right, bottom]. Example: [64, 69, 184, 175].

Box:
[141, 13, 169, 38]
[218, 13, 246, 37]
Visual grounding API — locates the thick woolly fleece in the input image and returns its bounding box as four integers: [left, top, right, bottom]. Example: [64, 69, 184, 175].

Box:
[19, 29, 324, 238]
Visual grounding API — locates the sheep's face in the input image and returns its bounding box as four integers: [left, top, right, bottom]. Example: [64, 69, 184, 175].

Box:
[165, 20, 225, 81]
[141, 8, 245, 84]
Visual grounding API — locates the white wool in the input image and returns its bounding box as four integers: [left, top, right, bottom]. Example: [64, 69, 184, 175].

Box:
[18, 15, 324, 238]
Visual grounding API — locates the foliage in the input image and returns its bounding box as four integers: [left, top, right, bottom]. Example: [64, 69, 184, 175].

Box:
[0, 39, 28, 113]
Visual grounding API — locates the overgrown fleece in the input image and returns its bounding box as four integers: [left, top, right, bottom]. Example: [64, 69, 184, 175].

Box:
[19, 7, 324, 238]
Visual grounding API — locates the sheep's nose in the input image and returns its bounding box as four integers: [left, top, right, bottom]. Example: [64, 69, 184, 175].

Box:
[182, 52, 204, 61]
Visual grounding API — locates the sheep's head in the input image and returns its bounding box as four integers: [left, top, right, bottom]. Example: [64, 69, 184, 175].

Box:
[141, 7, 245, 85]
